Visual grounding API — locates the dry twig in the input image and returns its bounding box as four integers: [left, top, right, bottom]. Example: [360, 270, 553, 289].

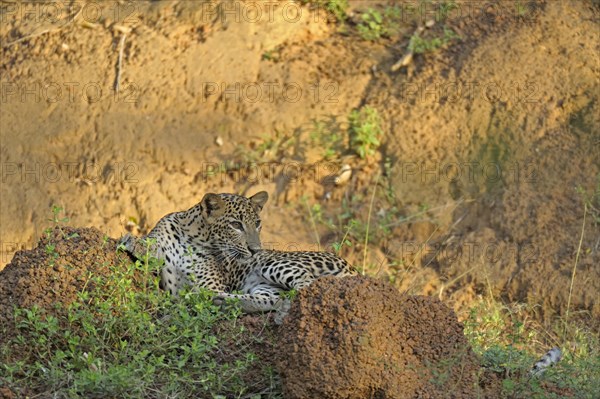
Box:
[114, 34, 127, 93]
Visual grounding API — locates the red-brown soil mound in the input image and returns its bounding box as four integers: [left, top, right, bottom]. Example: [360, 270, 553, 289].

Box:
[276, 276, 498, 399]
[0, 226, 130, 338]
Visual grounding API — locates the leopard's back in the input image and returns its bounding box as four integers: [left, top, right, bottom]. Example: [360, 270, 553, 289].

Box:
[240, 249, 357, 292]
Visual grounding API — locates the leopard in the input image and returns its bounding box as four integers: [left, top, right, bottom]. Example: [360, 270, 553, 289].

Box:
[120, 191, 269, 296]
[120, 191, 356, 316]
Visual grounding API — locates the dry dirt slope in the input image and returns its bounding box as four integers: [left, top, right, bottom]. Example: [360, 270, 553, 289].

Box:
[0, 0, 599, 326]
[361, 0, 600, 324]
[1, 0, 373, 266]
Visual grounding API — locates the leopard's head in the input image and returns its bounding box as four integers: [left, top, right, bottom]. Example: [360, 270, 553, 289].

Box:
[199, 191, 268, 260]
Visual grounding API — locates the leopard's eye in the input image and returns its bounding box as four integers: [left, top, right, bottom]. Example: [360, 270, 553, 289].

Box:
[230, 221, 244, 231]
[256, 220, 262, 230]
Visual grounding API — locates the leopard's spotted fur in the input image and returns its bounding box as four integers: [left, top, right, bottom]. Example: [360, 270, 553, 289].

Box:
[120, 192, 356, 314]
[121, 192, 268, 295]
[214, 249, 357, 313]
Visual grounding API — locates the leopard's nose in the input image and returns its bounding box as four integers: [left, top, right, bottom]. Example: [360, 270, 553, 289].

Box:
[247, 233, 261, 256]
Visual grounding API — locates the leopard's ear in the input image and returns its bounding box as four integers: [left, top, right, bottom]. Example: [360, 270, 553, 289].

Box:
[201, 193, 225, 219]
[249, 191, 268, 212]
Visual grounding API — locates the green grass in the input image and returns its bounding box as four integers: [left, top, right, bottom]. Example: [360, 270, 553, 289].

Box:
[436, 0, 459, 22]
[357, 6, 402, 41]
[464, 299, 600, 398]
[309, 119, 344, 160]
[0, 237, 279, 398]
[261, 48, 281, 62]
[308, 106, 383, 161]
[298, 174, 419, 276]
[233, 130, 297, 164]
[302, 0, 349, 23]
[348, 105, 384, 159]
[408, 27, 461, 54]
[576, 180, 600, 225]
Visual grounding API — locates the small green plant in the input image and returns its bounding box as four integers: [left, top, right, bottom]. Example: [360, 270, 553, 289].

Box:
[302, 0, 349, 23]
[49, 205, 69, 224]
[331, 219, 357, 253]
[44, 205, 79, 266]
[311, 203, 323, 222]
[234, 130, 296, 164]
[301, 195, 322, 249]
[280, 289, 298, 301]
[309, 119, 344, 160]
[575, 182, 600, 224]
[44, 205, 78, 243]
[515, 1, 528, 17]
[348, 105, 384, 159]
[262, 46, 281, 62]
[408, 27, 460, 54]
[357, 6, 401, 41]
[45, 205, 65, 236]
[437, 0, 458, 22]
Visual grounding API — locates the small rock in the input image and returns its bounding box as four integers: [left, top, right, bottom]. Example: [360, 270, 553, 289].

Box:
[333, 164, 352, 186]
[391, 52, 413, 72]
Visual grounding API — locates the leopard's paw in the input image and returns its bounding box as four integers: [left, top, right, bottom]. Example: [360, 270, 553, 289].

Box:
[212, 292, 231, 308]
[273, 298, 291, 325]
